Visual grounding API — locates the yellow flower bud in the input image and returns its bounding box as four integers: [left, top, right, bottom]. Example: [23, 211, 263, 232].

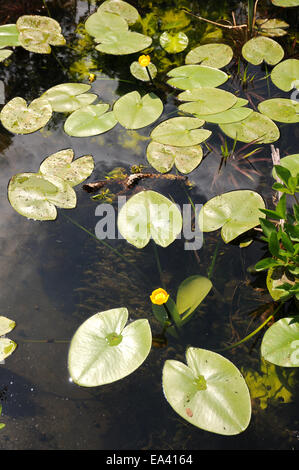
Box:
[138, 55, 151, 67]
[150, 288, 169, 305]
[88, 73, 95, 82]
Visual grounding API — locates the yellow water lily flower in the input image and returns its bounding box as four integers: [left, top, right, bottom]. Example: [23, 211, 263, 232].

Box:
[150, 288, 169, 305]
[88, 73, 95, 82]
[138, 55, 151, 67]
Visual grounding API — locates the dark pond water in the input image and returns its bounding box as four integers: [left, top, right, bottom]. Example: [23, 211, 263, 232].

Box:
[0, 0, 298, 450]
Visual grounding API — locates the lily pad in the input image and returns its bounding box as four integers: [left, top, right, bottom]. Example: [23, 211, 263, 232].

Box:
[185, 43, 233, 69]
[0, 316, 16, 336]
[176, 276, 212, 320]
[130, 61, 157, 81]
[272, 154, 299, 179]
[8, 173, 76, 221]
[159, 32, 188, 53]
[219, 111, 280, 144]
[242, 36, 284, 65]
[113, 91, 163, 129]
[167, 64, 228, 90]
[178, 88, 237, 115]
[0, 49, 13, 62]
[97, 0, 139, 25]
[0, 338, 17, 362]
[68, 308, 152, 386]
[258, 98, 299, 123]
[271, 59, 299, 92]
[0, 96, 52, 134]
[150, 117, 211, 147]
[64, 104, 117, 137]
[198, 190, 266, 243]
[39, 149, 94, 186]
[195, 102, 253, 124]
[117, 190, 182, 248]
[43, 83, 97, 113]
[146, 141, 203, 174]
[162, 347, 251, 435]
[266, 266, 296, 301]
[0, 24, 20, 48]
[95, 31, 152, 55]
[272, 0, 299, 6]
[16, 15, 66, 54]
[256, 18, 289, 37]
[85, 10, 128, 40]
[261, 316, 299, 367]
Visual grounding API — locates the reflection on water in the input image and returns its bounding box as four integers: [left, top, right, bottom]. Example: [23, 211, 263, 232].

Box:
[0, 0, 298, 450]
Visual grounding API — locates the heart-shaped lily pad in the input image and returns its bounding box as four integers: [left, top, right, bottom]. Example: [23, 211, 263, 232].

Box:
[195, 99, 253, 124]
[95, 30, 152, 55]
[16, 15, 66, 54]
[113, 91, 163, 129]
[85, 10, 128, 40]
[219, 111, 280, 143]
[68, 308, 152, 387]
[150, 117, 211, 147]
[162, 347, 251, 435]
[0, 316, 16, 336]
[198, 190, 266, 243]
[97, 0, 139, 25]
[185, 43, 233, 69]
[0, 49, 13, 62]
[178, 88, 237, 115]
[271, 59, 299, 92]
[272, 154, 299, 179]
[130, 61, 157, 81]
[261, 316, 299, 367]
[272, 0, 299, 6]
[167, 65, 228, 90]
[43, 83, 97, 113]
[159, 31, 189, 53]
[64, 104, 117, 137]
[0, 96, 52, 134]
[117, 190, 182, 248]
[146, 141, 203, 174]
[0, 338, 17, 362]
[242, 36, 284, 65]
[258, 98, 299, 123]
[39, 149, 94, 186]
[0, 24, 20, 48]
[256, 18, 289, 37]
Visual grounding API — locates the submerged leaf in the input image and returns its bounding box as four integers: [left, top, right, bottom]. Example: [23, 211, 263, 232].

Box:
[0, 96, 52, 134]
[242, 36, 284, 65]
[64, 104, 117, 137]
[159, 31, 188, 53]
[258, 98, 299, 123]
[16, 15, 66, 54]
[219, 111, 280, 143]
[146, 141, 203, 174]
[271, 59, 299, 92]
[113, 91, 163, 129]
[167, 64, 228, 90]
[185, 43, 233, 69]
[150, 117, 210, 147]
[43, 83, 97, 113]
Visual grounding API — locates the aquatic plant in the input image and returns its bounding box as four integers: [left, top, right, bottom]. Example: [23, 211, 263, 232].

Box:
[0, 316, 17, 362]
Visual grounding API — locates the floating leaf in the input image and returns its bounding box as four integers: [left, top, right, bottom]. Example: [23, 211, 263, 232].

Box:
[43, 83, 97, 113]
[219, 111, 280, 143]
[266, 267, 296, 301]
[185, 43, 233, 69]
[68, 308, 152, 386]
[95, 31, 152, 55]
[0, 24, 20, 48]
[0, 316, 16, 336]
[159, 32, 188, 53]
[162, 347, 251, 435]
[85, 10, 128, 40]
[198, 190, 266, 243]
[64, 104, 117, 137]
[272, 154, 299, 180]
[176, 276, 212, 320]
[242, 36, 284, 65]
[0, 338, 17, 362]
[256, 18, 289, 37]
[258, 98, 299, 123]
[167, 65, 228, 90]
[97, 0, 139, 25]
[178, 88, 237, 115]
[146, 141, 203, 174]
[261, 316, 299, 367]
[117, 190, 182, 248]
[271, 0, 299, 6]
[0, 96, 52, 134]
[150, 117, 211, 147]
[271, 59, 299, 92]
[113, 91, 163, 129]
[16, 15, 66, 54]
[0, 49, 13, 62]
[39, 149, 94, 186]
[130, 61, 157, 81]
[195, 100, 253, 124]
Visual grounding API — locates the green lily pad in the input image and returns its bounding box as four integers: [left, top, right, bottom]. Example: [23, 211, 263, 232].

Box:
[117, 190, 182, 248]
[272, 154, 299, 180]
[242, 36, 284, 65]
[64, 104, 117, 137]
[198, 190, 266, 243]
[272, 0, 299, 6]
[16, 15, 66, 54]
[130, 61, 157, 81]
[146, 141, 203, 174]
[261, 316, 299, 367]
[0, 96, 52, 134]
[0, 24, 20, 48]
[0, 316, 16, 336]
[0, 338, 17, 362]
[0, 49, 13, 62]
[258, 98, 299, 123]
[68, 308, 152, 387]
[167, 64, 228, 90]
[256, 18, 289, 37]
[113, 91, 163, 129]
[159, 31, 188, 53]
[85, 10, 128, 40]
[162, 347, 251, 435]
[43, 83, 97, 113]
[266, 267, 296, 301]
[185, 43, 233, 69]
[176, 276, 212, 321]
[95, 31, 152, 55]
[195, 101, 253, 124]
[219, 111, 280, 144]
[150, 117, 211, 147]
[97, 0, 139, 25]
[178, 88, 237, 115]
[39, 149, 94, 186]
[8, 173, 77, 221]
[271, 59, 299, 92]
